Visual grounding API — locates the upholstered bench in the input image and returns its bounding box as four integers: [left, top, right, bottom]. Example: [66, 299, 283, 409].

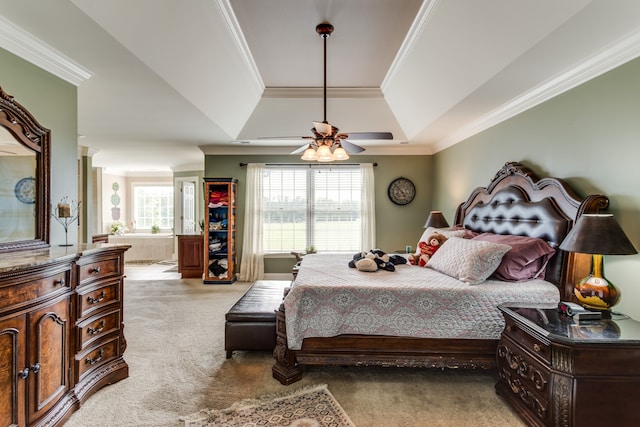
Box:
[225, 280, 290, 358]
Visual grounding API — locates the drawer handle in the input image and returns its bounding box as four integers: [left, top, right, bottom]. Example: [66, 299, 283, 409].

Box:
[90, 266, 102, 274]
[88, 320, 106, 335]
[506, 325, 513, 332]
[533, 344, 541, 352]
[18, 367, 30, 379]
[54, 278, 66, 286]
[31, 363, 41, 374]
[87, 291, 106, 304]
[85, 349, 105, 365]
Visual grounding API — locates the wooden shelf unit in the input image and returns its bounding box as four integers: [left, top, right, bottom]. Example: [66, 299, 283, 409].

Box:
[203, 178, 237, 284]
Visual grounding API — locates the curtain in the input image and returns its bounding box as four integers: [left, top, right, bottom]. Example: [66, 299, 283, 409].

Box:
[238, 163, 265, 282]
[360, 163, 376, 251]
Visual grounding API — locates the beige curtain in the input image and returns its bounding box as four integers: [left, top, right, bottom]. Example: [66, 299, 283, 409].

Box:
[360, 163, 376, 251]
[238, 163, 265, 282]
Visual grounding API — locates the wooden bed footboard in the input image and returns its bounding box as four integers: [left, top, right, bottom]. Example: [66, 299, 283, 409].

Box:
[272, 301, 498, 385]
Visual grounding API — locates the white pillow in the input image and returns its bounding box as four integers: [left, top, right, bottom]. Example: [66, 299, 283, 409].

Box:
[426, 237, 511, 284]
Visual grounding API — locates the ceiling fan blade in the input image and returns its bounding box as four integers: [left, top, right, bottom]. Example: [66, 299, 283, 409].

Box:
[343, 132, 393, 140]
[289, 144, 310, 155]
[341, 140, 366, 154]
[257, 136, 310, 140]
[313, 121, 333, 136]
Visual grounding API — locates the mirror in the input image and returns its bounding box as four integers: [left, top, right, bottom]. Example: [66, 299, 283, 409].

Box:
[0, 86, 50, 252]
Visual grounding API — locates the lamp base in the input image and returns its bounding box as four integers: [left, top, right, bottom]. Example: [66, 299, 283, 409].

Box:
[574, 274, 620, 311]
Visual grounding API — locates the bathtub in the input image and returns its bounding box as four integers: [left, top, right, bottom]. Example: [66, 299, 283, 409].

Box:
[108, 233, 174, 262]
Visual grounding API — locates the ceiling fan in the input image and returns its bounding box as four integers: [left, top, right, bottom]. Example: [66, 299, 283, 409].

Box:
[259, 22, 393, 162]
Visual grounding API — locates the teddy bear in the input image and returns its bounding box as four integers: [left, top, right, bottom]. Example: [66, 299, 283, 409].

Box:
[348, 249, 407, 272]
[409, 232, 447, 267]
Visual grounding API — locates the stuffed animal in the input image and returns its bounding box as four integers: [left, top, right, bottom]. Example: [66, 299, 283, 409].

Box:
[409, 232, 447, 266]
[348, 249, 407, 272]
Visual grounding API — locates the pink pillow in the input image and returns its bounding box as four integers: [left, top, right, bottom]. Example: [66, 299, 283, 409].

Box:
[471, 233, 556, 282]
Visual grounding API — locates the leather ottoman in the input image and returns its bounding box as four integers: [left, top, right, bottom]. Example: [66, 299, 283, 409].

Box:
[225, 280, 289, 358]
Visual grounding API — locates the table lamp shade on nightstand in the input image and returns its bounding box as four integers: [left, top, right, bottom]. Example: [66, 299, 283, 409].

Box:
[559, 213, 637, 310]
[423, 211, 449, 229]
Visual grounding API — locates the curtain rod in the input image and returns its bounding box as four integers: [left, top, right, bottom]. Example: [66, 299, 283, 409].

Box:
[239, 162, 377, 167]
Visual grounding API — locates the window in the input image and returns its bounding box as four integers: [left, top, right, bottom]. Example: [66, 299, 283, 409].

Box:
[263, 165, 363, 252]
[133, 185, 174, 231]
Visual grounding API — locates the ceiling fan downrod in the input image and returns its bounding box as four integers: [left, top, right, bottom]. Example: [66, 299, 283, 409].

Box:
[316, 23, 334, 126]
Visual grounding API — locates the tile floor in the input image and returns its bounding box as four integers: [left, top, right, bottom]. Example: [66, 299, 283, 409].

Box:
[124, 260, 182, 281]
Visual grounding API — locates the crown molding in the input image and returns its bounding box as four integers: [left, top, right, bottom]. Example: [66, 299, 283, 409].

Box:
[0, 14, 92, 86]
[214, 0, 264, 93]
[434, 28, 640, 152]
[381, 0, 441, 93]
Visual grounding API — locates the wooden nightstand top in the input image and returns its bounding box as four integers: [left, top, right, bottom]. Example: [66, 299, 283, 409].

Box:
[498, 303, 640, 345]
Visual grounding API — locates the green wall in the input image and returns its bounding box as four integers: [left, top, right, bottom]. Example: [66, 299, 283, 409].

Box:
[433, 56, 640, 320]
[204, 154, 433, 274]
[1, 47, 78, 247]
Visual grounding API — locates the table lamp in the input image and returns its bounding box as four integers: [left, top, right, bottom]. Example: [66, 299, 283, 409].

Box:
[423, 211, 449, 229]
[559, 213, 637, 311]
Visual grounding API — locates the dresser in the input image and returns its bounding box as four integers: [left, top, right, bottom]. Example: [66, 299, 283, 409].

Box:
[496, 304, 640, 427]
[0, 244, 129, 427]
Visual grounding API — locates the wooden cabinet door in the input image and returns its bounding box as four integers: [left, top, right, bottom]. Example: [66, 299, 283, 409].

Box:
[26, 296, 71, 425]
[0, 315, 27, 427]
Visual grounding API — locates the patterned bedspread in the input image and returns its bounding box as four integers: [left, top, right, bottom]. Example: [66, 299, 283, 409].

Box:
[284, 253, 560, 350]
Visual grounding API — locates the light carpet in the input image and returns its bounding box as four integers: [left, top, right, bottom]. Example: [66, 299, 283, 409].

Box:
[63, 277, 525, 427]
[181, 383, 355, 427]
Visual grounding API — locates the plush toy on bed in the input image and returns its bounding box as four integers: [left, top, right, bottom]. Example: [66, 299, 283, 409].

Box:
[409, 232, 448, 267]
[348, 249, 407, 272]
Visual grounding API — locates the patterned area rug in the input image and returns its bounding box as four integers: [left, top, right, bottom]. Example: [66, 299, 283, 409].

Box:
[181, 384, 355, 427]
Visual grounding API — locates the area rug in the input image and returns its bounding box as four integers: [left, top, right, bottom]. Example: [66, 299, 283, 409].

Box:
[181, 384, 356, 427]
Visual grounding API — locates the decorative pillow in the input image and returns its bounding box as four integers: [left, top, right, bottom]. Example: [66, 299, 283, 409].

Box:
[427, 237, 511, 284]
[472, 233, 556, 282]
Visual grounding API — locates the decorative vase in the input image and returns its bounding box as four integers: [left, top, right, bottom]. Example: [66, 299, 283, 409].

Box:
[573, 254, 620, 311]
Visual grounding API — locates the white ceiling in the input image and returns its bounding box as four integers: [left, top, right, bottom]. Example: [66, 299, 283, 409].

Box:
[1, 0, 640, 173]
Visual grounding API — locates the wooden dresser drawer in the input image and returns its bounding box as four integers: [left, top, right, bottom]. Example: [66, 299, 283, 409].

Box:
[503, 316, 551, 363]
[77, 256, 121, 286]
[76, 279, 121, 320]
[76, 309, 121, 351]
[0, 269, 70, 312]
[497, 335, 551, 424]
[76, 337, 120, 380]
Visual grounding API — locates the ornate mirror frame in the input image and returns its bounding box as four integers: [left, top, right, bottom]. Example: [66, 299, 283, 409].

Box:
[0, 86, 50, 252]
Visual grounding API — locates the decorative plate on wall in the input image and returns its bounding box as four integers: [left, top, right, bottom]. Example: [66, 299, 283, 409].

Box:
[14, 177, 36, 204]
[388, 177, 416, 205]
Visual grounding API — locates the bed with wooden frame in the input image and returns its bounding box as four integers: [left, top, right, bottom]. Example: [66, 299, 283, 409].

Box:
[272, 162, 608, 385]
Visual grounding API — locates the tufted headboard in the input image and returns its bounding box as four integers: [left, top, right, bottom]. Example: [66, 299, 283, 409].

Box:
[454, 162, 608, 300]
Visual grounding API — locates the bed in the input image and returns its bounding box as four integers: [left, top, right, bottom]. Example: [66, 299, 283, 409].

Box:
[272, 162, 608, 385]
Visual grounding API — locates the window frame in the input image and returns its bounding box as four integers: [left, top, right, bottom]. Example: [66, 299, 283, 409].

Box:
[131, 182, 174, 232]
[262, 164, 363, 253]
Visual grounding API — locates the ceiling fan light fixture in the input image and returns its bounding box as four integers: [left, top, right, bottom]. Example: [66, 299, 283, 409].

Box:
[301, 145, 318, 161]
[332, 144, 349, 161]
[316, 144, 334, 162]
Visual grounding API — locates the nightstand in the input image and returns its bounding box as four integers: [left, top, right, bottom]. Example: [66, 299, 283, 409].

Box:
[496, 304, 640, 427]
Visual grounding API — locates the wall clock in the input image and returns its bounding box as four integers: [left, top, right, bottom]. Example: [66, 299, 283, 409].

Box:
[388, 177, 416, 205]
[14, 177, 36, 204]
